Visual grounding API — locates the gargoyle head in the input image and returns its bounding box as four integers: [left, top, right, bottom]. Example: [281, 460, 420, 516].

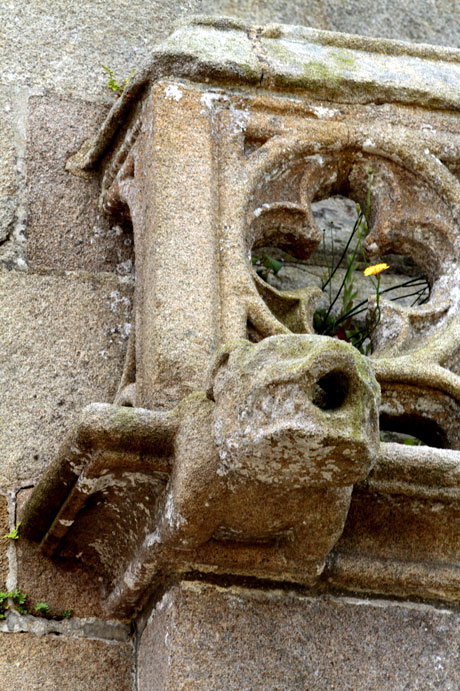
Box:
[207, 334, 381, 489]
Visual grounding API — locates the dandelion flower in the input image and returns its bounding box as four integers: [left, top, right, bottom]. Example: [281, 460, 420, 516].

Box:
[363, 263, 390, 276]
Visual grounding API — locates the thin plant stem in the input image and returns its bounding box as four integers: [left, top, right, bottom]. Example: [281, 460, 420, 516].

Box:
[322, 226, 364, 329]
[380, 277, 428, 293]
[321, 214, 361, 291]
[410, 290, 430, 307]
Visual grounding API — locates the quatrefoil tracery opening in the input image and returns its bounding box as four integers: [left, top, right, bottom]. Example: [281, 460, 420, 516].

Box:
[245, 144, 457, 353]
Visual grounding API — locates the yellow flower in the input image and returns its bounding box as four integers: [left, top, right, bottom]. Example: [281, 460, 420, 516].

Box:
[363, 263, 390, 276]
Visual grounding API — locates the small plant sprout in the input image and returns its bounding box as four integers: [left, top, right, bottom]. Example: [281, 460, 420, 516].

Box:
[34, 602, 49, 615]
[0, 589, 29, 617]
[101, 65, 135, 96]
[251, 172, 429, 355]
[10, 589, 28, 615]
[0, 592, 9, 619]
[251, 254, 283, 280]
[313, 198, 378, 354]
[403, 436, 423, 446]
[3, 521, 21, 540]
[0, 587, 72, 619]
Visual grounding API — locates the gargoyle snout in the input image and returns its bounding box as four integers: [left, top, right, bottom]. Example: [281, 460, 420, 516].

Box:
[210, 334, 381, 488]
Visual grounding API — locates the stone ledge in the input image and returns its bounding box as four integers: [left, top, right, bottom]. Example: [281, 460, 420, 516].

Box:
[80, 15, 460, 171]
[1, 609, 130, 641]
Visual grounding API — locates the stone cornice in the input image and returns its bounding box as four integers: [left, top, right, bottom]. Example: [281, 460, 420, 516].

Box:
[73, 15, 460, 174]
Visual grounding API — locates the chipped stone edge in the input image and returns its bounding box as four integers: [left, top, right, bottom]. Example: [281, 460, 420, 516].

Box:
[152, 579, 458, 618]
[0, 86, 41, 272]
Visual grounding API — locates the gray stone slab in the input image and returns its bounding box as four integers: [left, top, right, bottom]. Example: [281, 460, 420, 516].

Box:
[0, 1, 320, 99]
[0, 269, 132, 487]
[81, 18, 460, 173]
[320, 0, 460, 47]
[0, 88, 17, 247]
[257, 23, 460, 109]
[138, 581, 460, 690]
[26, 95, 133, 273]
[0, 632, 133, 690]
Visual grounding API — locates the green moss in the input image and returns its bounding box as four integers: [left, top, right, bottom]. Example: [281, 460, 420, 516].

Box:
[331, 51, 356, 69]
[111, 405, 139, 429]
[303, 60, 343, 89]
[260, 38, 361, 94]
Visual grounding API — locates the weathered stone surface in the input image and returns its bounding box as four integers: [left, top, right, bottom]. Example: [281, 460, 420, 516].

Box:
[318, 0, 460, 46]
[22, 20, 460, 613]
[0, 269, 132, 486]
[21, 332, 379, 617]
[2, 608, 130, 642]
[79, 17, 460, 173]
[328, 442, 460, 603]
[0, 632, 133, 690]
[26, 95, 133, 273]
[0, 495, 10, 589]
[127, 83, 222, 409]
[0, 86, 28, 272]
[138, 581, 460, 690]
[0, 1, 305, 98]
[4, 7, 460, 691]
[256, 22, 460, 108]
[0, 88, 18, 248]
[15, 489, 110, 620]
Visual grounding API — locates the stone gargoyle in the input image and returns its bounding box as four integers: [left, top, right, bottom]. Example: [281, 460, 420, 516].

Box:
[22, 17, 460, 616]
[22, 334, 379, 616]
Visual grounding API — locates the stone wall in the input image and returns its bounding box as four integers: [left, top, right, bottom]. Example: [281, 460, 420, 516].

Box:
[3, 2, 460, 689]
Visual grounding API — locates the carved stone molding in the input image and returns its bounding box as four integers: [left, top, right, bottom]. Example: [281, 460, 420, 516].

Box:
[22, 17, 460, 616]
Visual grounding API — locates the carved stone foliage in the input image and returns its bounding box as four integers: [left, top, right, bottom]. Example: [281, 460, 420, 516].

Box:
[22, 18, 460, 616]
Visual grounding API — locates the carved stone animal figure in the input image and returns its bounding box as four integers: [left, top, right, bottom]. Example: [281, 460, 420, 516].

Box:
[154, 334, 380, 577]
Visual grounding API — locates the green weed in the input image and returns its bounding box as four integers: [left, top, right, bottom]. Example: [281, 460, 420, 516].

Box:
[34, 602, 50, 615]
[3, 522, 21, 540]
[101, 65, 135, 96]
[0, 589, 29, 618]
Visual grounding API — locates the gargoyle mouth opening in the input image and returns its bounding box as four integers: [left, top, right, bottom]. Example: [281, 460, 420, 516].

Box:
[311, 371, 349, 411]
[379, 412, 446, 449]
